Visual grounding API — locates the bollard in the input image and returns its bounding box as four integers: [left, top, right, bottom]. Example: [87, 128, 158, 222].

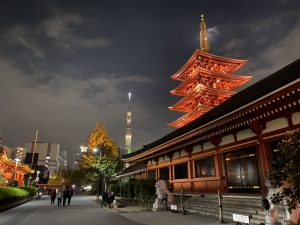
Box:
[181, 187, 185, 215]
[165, 193, 168, 211]
[218, 190, 224, 223]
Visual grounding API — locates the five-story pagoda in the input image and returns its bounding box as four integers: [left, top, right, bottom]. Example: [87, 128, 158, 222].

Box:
[168, 15, 252, 128]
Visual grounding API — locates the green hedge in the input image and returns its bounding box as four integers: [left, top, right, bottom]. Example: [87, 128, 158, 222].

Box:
[18, 187, 37, 197]
[110, 179, 156, 204]
[0, 186, 37, 204]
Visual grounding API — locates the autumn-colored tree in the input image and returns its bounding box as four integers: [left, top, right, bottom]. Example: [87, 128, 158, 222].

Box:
[87, 121, 119, 158]
[80, 121, 121, 189]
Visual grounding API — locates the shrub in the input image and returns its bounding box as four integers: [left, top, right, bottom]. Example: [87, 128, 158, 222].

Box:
[114, 179, 156, 204]
[19, 186, 37, 197]
[0, 187, 31, 204]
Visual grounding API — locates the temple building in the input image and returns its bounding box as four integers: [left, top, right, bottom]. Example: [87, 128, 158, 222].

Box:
[168, 15, 251, 128]
[118, 16, 300, 197]
[0, 149, 31, 186]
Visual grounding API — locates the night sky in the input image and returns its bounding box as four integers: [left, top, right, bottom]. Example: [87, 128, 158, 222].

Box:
[0, 0, 299, 163]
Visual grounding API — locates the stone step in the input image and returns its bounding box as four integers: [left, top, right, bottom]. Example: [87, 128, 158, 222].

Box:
[180, 195, 266, 225]
[222, 207, 259, 216]
[185, 203, 219, 209]
[182, 207, 266, 225]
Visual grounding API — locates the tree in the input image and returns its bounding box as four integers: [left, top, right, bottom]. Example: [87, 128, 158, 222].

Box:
[80, 121, 122, 188]
[70, 169, 89, 187]
[87, 122, 119, 158]
[267, 128, 300, 213]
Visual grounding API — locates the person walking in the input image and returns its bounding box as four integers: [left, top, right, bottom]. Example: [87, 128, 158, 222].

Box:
[56, 188, 63, 207]
[62, 187, 68, 206]
[101, 192, 108, 208]
[67, 187, 73, 205]
[107, 192, 115, 208]
[50, 189, 56, 205]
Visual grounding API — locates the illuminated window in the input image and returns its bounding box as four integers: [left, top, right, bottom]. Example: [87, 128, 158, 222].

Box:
[195, 157, 215, 177]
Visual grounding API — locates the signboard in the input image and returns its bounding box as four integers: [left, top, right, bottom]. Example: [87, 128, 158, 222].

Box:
[232, 214, 250, 224]
[171, 205, 178, 211]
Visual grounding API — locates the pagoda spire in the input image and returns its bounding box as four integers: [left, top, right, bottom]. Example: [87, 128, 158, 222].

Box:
[200, 14, 209, 52]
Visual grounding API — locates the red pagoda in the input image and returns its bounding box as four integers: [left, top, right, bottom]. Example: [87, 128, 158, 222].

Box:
[168, 15, 252, 128]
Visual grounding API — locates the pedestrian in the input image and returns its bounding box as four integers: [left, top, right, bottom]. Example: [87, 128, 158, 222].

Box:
[101, 192, 108, 208]
[56, 188, 63, 207]
[37, 189, 43, 200]
[62, 187, 67, 206]
[50, 189, 56, 205]
[107, 192, 115, 208]
[67, 188, 74, 205]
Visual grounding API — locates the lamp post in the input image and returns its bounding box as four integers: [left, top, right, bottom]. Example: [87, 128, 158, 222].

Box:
[93, 147, 102, 195]
[35, 170, 40, 183]
[14, 158, 20, 181]
[28, 129, 38, 187]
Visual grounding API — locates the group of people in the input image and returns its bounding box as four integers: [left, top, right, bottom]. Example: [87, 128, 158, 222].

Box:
[49, 187, 74, 207]
[101, 191, 115, 208]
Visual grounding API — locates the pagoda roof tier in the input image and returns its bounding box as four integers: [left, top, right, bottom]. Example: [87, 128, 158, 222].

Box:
[169, 84, 235, 112]
[171, 50, 247, 81]
[168, 103, 213, 128]
[170, 67, 251, 96]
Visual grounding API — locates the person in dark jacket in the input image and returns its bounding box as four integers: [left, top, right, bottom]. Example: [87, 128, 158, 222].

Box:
[67, 188, 74, 205]
[107, 192, 115, 208]
[63, 187, 73, 206]
[50, 189, 56, 205]
[101, 192, 108, 208]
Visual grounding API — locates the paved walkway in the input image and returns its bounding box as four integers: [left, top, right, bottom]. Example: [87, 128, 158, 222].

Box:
[1, 195, 236, 225]
[101, 198, 236, 225]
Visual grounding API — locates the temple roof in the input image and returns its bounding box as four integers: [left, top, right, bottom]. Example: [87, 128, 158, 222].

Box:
[171, 50, 247, 81]
[116, 162, 146, 177]
[123, 58, 300, 161]
[169, 84, 235, 112]
[168, 103, 213, 128]
[170, 67, 251, 96]
[43, 172, 71, 187]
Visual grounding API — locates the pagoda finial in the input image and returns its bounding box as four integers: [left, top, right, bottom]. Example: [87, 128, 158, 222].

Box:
[200, 14, 209, 52]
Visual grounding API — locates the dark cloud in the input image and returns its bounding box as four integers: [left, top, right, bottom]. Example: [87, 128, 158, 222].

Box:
[0, 0, 299, 164]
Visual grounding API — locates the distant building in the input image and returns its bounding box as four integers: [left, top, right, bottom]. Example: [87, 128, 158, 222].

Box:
[24, 142, 60, 172]
[2, 146, 13, 159]
[1, 146, 26, 162]
[12, 147, 26, 162]
[58, 150, 67, 170]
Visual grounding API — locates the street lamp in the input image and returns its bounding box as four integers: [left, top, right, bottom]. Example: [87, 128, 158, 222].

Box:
[35, 170, 40, 183]
[14, 158, 20, 180]
[80, 145, 88, 153]
[93, 148, 102, 195]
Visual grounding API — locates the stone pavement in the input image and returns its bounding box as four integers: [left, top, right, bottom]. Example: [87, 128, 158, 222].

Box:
[105, 200, 236, 225]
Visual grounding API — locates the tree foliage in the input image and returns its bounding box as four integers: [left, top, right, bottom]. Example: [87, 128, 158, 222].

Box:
[70, 169, 89, 186]
[267, 129, 300, 212]
[87, 121, 119, 158]
[80, 121, 121, 184]
[91, 156, 121, 180]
